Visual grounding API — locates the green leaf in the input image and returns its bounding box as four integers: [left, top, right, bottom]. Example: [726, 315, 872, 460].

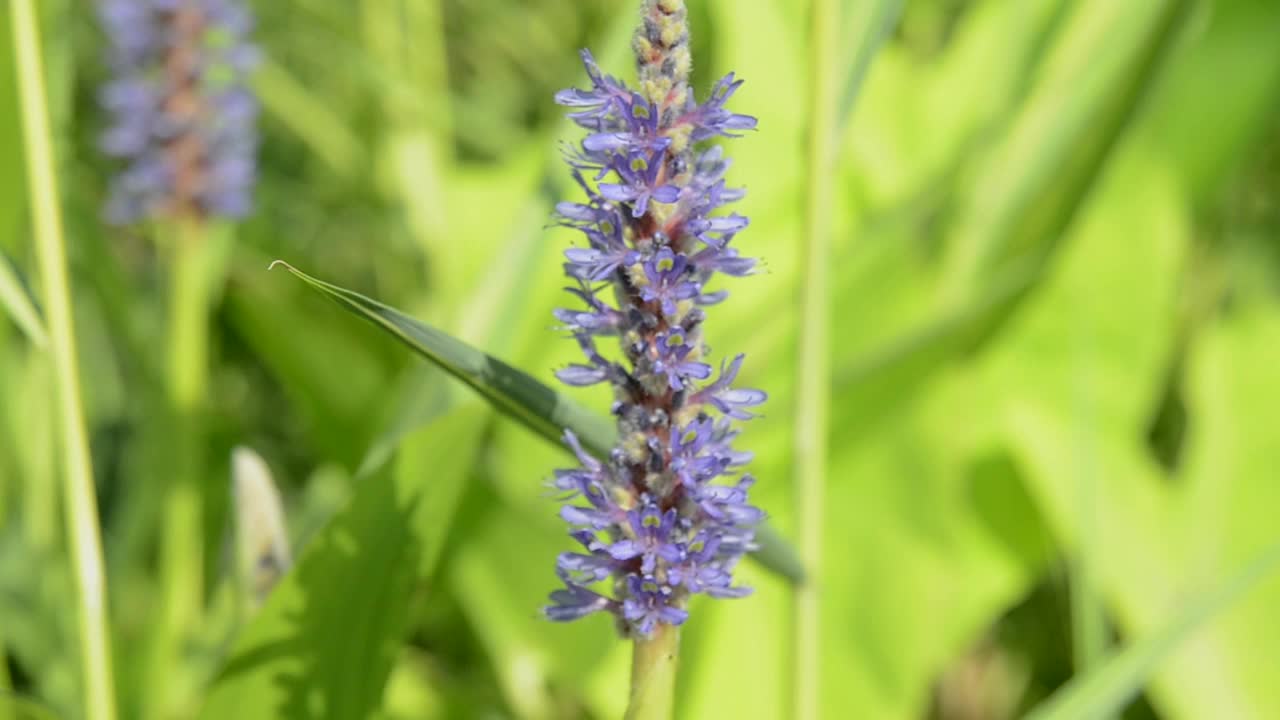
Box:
[939, 0, 1193, 301]
[1024, 540, 1280, 720]
[271, 262, 805, 584]
[200, 404, 487, 720]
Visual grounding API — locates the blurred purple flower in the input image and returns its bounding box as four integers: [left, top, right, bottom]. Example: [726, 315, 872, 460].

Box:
[97, 0, 259, 223]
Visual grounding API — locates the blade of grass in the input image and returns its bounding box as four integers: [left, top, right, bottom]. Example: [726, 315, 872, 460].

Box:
[271, 262, 805, 584]
[9, 0, 117, 718]
[0, 249, 46, 348]
[1026, 539, 1280, 720]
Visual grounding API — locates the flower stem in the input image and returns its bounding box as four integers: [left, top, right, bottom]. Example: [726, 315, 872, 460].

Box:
[625, 624, 681, 720]
[147, 217, 211, 719]
[794, 0, 839, 714]
[10, 1, 118, 718]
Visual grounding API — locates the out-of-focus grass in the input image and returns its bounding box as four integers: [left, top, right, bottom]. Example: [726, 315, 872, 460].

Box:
[1, 0, 1279, 718]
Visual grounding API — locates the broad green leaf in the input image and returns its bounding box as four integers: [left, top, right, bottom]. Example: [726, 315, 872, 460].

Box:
[1174, 301, 1280, 718]
[975, 138, 1280, 717]
[1025, 540, 1280, 720]
[273, 262, 805, 584]
[811, 380, 1041, 718]
[200, 405, 487, 720]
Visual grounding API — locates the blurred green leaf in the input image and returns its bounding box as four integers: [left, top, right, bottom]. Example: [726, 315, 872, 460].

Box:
[940, 0, 1193, 301]
[1175, 300, 1280, 717]
[201, 404, 487, 720]
[272, 261, 806, 584]
[1147, 0, 1280, 206]
[1025, 540, 1280, 720]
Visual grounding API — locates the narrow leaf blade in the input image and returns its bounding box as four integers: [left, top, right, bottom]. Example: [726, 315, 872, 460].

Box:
[1025, 540, 1280, 720]
[273, 262, 805, 584]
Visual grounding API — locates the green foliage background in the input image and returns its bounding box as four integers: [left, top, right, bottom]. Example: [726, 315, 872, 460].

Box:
[2, 0, 1279, 718]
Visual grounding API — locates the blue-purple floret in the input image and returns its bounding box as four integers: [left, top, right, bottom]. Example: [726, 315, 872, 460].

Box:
[98, 0, 259, 223]
[544, 50, 766, 637]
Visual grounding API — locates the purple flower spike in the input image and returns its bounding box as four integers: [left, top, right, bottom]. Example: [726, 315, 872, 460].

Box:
[543, 3, 765, 638]
[97, 0, 259, 223]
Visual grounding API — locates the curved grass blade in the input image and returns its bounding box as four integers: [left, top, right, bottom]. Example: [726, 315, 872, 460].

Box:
[1025, 539, 1280, 720]
[272, 261, 805, 584]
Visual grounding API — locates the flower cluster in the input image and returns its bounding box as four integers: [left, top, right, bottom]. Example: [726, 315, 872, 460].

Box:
[544, 0, 765, 637]
[97, 0, 259, 223]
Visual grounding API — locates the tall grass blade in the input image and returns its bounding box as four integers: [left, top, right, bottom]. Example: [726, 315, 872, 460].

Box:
[271, 261, 805, 584]
[9, 0, 117, 717]
[0, 249, 46, 348]
[1025, 540, 1280, 720]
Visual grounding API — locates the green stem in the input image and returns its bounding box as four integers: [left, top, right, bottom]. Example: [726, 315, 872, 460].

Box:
[625, 624, 680, 720]
[794, 0, 839, 715]
[147, 218, 211, 719]
[9, 1, 118, 718]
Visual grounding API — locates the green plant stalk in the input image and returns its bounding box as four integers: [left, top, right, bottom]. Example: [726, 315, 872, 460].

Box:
[147, 218, 211, 719]
[793, 0, 839, 716]
[9, 0, 118, 718]
[625, 624, 680, 720]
